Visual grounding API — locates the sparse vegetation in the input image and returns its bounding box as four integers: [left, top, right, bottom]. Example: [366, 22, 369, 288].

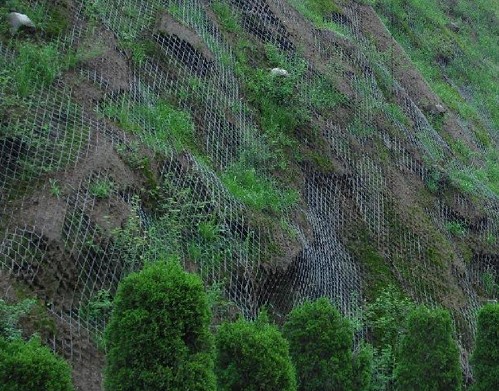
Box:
[0, 298, 35, 340]
[445, 221, 467, 237]
[90, 179, 114, 199]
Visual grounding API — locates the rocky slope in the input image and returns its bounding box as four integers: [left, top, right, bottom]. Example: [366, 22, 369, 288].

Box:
[0, 0, 497, 389]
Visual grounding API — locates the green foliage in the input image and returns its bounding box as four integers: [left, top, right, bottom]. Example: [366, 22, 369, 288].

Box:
[372, 0, 499, 197]
[283, 298, 354, 391]
[110, 196, 148, 267]
[212, 1, 240, 33]
[49, 179, 62, 198]
[471, 303, 499, 391]
[365, 285, 416, 348]
[288, 0, 341, 28]
[216, 313, 297, 391]
[445, 221, 466, 237]
[79, 289, 113, 325]
[425, 170, 441, 193]
[0, 336, 74, 391]
[481, 272, 498, 297]
[104, 260, 216, 391]
[364, 288, 416, 390]
[0, 298, 35, 340]
[221, 162, 299, 213]
[394, 306, 461, 391]
[90, 179, 114, 199]
[370, 346, 396, 391]
[352, 343, 374, 391]
[101, 97, 197, 153]
[10, 43, 63, 97]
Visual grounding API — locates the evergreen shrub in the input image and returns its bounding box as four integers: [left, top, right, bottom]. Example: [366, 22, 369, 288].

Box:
[395, 306, 461, 391]
[216, 313, 296, 391]
[104, 260, 216, 391]
[471, 302, 499, 391]
[283, 298, 354, 391]
[0, 336, 74, 391]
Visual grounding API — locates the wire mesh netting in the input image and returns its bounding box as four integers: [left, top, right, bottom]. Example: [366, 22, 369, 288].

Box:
[0, 0, 498, 387]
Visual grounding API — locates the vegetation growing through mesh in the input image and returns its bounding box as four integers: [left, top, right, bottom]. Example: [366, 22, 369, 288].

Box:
[0, 2, 498, 390]
[101, 96, 198, 154]
[370, 0, 499, 197]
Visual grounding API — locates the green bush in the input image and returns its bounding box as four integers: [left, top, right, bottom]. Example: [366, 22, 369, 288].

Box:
[471, 303, 499, 391]
[216, 313, 297, 391]
[365, 286, 416, 347]
[104, 260, 216, 391]
[283, 298, 354, 391]
[352, 343, 374, 391]
[0, 336, 74, 391]
[0, 298, 35, 340]
[395, 306, 461, 391]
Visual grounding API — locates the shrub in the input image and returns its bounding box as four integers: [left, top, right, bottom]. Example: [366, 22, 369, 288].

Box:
[0, 336, 74, 391]
[104, 260, 216, 391]
[283, 298, 354, 391]
[352, 343, 374, 391]
[0, 298, 35, 340]
[365, 286, 416, 347]
[471, 303, 499, 391]
[216, 313, 297, 391]
[395, 306, 461, 391]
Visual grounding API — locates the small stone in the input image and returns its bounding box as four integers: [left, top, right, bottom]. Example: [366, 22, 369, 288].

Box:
[7, 12, 35, 35]
[270, 67, 289, 77]
[435, 104, 446, 114]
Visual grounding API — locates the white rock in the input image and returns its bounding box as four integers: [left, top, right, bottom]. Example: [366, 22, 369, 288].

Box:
[270, 67, 289, 77]
[7, 12, 35, 34]
[435, 104, 446, 114]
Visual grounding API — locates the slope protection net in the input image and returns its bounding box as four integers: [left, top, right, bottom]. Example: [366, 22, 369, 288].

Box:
[0, 0, 498, 386]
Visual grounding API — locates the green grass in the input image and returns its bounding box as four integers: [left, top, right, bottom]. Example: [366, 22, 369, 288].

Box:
[0, 0, 70, 39]
[221, 163, 299, 213]
[101, 97, 198, 154]
[212, 1, 240, 33]
[288, 0, 354, 38]
[288, 0, 341, 27]
[49, 179, 61, 199]
[90, 179, 114, 199]
[370, 0, 499, 200]
[373, 0, 498, 131]
[12, 43, 63, 96]
[445, 221, 466, 237]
